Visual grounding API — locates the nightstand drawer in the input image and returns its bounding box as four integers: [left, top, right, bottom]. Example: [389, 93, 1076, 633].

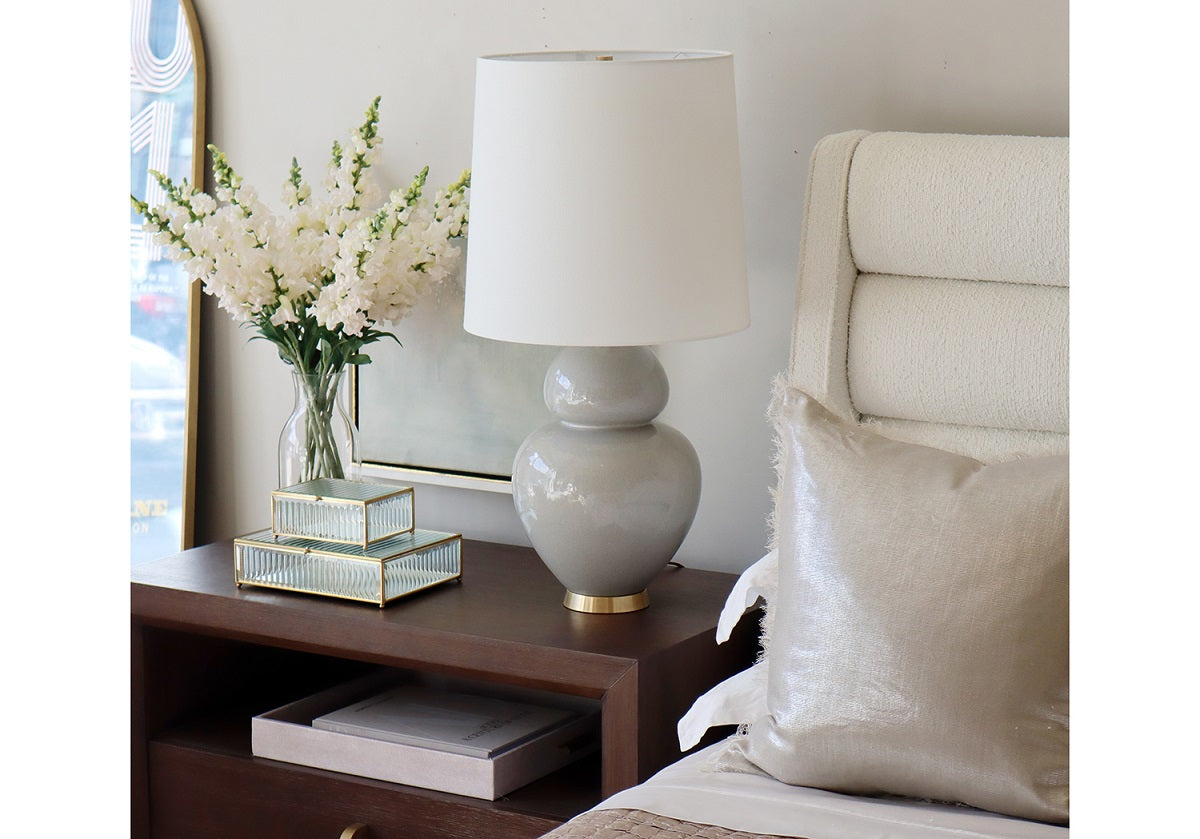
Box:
[149, 741, 564, 839]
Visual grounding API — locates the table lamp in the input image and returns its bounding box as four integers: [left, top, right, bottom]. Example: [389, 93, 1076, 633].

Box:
[463, 50, 749, 613]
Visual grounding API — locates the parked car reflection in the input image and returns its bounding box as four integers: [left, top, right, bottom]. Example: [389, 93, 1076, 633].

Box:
[131, 335, 186, 451]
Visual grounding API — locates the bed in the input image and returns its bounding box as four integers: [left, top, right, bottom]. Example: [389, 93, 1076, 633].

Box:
[538, 129, 1069, 838]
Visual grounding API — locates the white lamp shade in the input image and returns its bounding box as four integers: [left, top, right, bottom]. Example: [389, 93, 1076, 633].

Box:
[463, 50, 749, 347]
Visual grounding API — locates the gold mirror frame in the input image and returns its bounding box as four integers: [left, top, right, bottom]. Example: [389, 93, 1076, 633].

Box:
[129, 0, 205, 563]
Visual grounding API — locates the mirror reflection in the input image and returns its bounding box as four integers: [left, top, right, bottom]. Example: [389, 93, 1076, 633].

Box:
[129, 0, 203, 565]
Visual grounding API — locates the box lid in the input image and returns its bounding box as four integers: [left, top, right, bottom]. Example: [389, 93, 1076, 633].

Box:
[273, 478, 413, 505]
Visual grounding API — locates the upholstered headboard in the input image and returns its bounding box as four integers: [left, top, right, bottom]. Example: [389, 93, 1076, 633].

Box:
[788, 130, 1068, 462]
[680, 127, 1071, 755]
[667, 130, 1071, 830]
[675, 130, 1073, 826]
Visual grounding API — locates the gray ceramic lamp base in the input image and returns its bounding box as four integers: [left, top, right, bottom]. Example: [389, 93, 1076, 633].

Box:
[512, 347, 701, 614]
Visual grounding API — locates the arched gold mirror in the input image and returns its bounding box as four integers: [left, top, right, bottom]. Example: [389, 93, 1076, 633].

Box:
[129, 0, 205, 565]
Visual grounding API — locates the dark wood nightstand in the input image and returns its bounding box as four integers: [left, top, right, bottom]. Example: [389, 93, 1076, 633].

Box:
[132, 539, 758, 839]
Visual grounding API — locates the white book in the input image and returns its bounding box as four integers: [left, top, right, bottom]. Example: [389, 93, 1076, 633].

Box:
[311, 685, 579, 758]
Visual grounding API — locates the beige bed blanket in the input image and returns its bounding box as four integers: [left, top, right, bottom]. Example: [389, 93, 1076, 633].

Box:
[533, 740, 1066, 839]
[540, 808, 799, 839]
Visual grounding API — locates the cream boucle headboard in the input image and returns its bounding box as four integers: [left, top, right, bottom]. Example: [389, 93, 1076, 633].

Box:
[788, 130, 1068, 462]
[678, 130, 1070, 754]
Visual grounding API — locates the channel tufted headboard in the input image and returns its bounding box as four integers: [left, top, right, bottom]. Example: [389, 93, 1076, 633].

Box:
[788, 130, 1068, 462]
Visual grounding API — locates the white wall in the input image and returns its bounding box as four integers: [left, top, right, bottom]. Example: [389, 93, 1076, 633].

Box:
[191, 0, 1068, 574]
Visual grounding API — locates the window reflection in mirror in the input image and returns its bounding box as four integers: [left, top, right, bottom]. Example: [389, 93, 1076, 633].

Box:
[129, 0, 203, 565]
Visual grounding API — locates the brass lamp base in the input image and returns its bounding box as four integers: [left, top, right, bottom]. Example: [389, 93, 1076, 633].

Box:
[563, 590, 649, 614]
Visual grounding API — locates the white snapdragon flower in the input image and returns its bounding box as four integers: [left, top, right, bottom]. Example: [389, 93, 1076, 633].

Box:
[357, 179, 381, 212]
[183, 254, 212, 282]
[269, 297, 301, 326]
[132, 96, 469, 379]
[192, 193, 217, 215]
[281, 180, 308, 208]
[166, 204, 190, 230]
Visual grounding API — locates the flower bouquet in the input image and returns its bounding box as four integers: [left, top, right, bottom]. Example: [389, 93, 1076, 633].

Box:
[132, 97, 469, 484]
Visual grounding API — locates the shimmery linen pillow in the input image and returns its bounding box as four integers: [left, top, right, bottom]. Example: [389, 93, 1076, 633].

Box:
[735, 387, 1068, 824]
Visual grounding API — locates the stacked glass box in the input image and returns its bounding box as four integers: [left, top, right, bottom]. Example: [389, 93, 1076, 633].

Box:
[235, 479, 462, 607]
[271, 478, 415, 548]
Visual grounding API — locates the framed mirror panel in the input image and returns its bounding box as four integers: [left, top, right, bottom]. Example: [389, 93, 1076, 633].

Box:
[129, 0, 205, 565]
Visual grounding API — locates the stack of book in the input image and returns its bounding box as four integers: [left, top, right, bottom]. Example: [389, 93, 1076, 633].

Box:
[253, 673, 599, 799]
[233, 478, 462, 607]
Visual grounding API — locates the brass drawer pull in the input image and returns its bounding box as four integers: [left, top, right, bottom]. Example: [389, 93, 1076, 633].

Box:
[339, 824, 369, 839]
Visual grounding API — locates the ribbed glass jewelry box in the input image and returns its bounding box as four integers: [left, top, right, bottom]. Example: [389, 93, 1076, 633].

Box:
[272, 478, 415, 548]
[235, 528, 462, 607]
[236, 479, 461, 607]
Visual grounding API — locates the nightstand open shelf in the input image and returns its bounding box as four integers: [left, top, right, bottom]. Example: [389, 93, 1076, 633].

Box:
[132, 539, 757, 839]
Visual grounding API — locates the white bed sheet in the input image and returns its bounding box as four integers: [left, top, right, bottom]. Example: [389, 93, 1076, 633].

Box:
[591, 739, 1068, 838]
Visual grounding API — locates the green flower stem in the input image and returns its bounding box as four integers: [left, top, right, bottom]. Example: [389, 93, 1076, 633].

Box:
[292, 365, 348, 482]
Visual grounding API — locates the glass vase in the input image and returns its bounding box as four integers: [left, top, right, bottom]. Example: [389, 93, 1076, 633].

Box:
[278, 367, 360, 488]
